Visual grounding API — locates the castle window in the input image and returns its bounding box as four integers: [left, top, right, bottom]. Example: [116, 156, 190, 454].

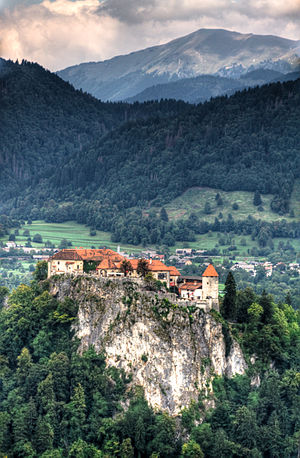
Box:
[158, 273, 167, 279]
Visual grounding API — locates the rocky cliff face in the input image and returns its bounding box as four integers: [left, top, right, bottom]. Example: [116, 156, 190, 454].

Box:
[50, 275, 247, 415]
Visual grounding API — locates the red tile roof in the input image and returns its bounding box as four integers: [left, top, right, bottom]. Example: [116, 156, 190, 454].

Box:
[169, 266, 181, 276]
[96, 258, 119, 270]
[50, 248, 125, 263]
[128, 259, 178, 273]
[50, 249, 83, 261]
[76, 248, 124, 262]
[202, 264, 219, 277]
[180, 283, 202, 291]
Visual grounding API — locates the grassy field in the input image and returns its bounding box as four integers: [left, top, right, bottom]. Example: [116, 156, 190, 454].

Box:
[2, 219, 300, 258]
[3, 221, 150, 254]
[2, 220, 264, 256]
[1, 181, 300, 257]
[163, 182, 300, 223]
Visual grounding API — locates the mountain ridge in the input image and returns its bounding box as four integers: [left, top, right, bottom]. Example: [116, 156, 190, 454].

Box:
[57, 28, 300, 101]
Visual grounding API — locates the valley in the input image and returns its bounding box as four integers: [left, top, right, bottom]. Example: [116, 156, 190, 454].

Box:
[0, 19, 300, 456]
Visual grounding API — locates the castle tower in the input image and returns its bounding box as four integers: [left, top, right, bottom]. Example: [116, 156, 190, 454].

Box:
[202, 264, 219, 311]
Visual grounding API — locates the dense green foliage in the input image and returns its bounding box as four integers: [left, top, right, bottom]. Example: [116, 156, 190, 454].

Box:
[0, 59, 189, 205]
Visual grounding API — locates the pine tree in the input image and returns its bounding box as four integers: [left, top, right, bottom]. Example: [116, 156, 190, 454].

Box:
[253, 190, 262, 206]
[160, 207, 169, 222]
[67, 383, 86, 443]
[120, 438, 134, 458]
[259, 290, 274, 324]
[222, 272, 237, 320]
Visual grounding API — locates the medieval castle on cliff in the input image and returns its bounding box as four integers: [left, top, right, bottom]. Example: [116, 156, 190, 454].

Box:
[48, 248, 219, 311]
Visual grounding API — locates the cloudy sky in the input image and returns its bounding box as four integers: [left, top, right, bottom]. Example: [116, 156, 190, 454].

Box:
[0, 0, 300, 71]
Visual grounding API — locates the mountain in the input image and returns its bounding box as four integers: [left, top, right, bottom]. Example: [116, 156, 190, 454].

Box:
[57, 28, 300, 101]
[2, 59, 300, 244]
[0, 59, 190, 204]
[126, 69, 300, 104]
[125, 74, 246, 104]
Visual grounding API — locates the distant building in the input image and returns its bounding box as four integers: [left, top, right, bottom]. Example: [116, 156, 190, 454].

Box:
[176, 248, 193, 256]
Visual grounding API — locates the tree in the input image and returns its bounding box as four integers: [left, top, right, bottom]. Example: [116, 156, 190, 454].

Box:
[58, 238, 70, 249]
[204, 202, 212, 214]
[236, 287, 256, 323]
[0, 286, 9, 310]
[120, 259, 133, 277]
[253, 191, 262, 206]
[34, 417, 54, 454]
[160, 207, 169, 222]
[68, 439, 101, 457]
[182, 440, 204, 458]
[215, 193, 223, 206]
[222, 272, 237, 320]
[233, 406, 257, 449]
[259, 290, 274, 324]
[120, 438, 134, 458]
[137, 259, 149, 277]
[66, 384, 86, 443]
[33, 261, 48, 281]
[33, 233, 43, 243]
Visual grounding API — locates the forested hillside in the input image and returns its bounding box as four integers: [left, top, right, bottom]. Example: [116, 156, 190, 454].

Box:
[1, 60, 300, 246]
[0, 59, 190, 202]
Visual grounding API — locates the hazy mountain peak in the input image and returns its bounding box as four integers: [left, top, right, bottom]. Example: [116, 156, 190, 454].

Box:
[57, 28, 300, 101]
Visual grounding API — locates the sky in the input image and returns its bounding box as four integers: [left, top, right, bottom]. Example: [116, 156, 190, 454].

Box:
[0, 0, 300, 71]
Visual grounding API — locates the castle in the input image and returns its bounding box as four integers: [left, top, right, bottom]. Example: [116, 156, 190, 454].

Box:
[47, 248, 219, 311]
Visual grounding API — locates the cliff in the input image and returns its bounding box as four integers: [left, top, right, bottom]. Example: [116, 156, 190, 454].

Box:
[50, 275, 247, 415]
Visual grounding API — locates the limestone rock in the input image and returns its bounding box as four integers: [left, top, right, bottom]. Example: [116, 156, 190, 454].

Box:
[50, 275, 247, 415]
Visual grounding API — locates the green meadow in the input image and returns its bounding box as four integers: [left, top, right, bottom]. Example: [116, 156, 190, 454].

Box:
[164, 184, 300, 223]
[2, 181, 300, 257]
[4, 221, 149, 253]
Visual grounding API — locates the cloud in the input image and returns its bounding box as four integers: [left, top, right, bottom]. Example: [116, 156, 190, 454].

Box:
[0, 0, 299, 71]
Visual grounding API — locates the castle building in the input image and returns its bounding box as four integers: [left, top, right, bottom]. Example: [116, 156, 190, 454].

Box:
[47, 248, 180, 288]
[47, 249, 218, 310]
[178, 264, 219, 311]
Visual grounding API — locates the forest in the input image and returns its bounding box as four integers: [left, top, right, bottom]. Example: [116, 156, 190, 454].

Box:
[0, 264, 299, 456]
[1, 60, 300, 244]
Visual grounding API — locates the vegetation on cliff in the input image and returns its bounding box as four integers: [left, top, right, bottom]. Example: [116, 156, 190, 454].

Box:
[0, 267, 299, 456]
